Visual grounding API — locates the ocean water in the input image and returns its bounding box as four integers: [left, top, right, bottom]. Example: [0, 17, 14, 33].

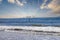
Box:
[0, 17, 60, 26]
[0, 30, 60, 40]
[0, 17, 60, 40]
[0, 26, 60, 40]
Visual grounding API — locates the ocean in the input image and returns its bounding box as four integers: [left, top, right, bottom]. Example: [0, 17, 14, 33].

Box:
[0, 29, 60, 40]
[0, 17, 60, 26]
[0, 17, 60, 40]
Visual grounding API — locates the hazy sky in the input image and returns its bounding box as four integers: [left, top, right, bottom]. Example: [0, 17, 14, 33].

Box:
[0, 0, 60, 18]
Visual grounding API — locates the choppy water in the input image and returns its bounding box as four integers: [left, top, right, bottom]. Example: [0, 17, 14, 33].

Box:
[0, 31, 60, 40]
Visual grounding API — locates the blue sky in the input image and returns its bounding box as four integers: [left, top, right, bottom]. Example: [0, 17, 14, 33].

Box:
[0, 0, 60, 18]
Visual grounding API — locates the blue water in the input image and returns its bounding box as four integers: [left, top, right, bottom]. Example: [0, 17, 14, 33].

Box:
[0, 17, 60, 26]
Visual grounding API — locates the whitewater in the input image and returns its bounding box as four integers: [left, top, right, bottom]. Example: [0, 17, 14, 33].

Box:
[0, 26, 60, 40]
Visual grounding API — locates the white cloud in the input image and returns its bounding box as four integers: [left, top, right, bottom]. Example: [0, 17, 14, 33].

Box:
[40, 0, 48, 9]
[0, 0, 2, 4]
[8, 0, 26, 6]
[16, 0, 24, 6]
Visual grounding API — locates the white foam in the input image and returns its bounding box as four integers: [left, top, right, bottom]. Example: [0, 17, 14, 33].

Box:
[0, 26, 60, 32]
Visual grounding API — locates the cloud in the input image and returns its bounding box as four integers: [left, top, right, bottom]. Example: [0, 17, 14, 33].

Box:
[40, 0, 48, 9]
[16, 0, 24, 6]
[8, 0, 27, 6]
[0, 0, 2, 4]
[40, 0, 60, 14]
[8, 0, 15, 3]
[47, 0, 60, 14]
[39, 0, 60, 17]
